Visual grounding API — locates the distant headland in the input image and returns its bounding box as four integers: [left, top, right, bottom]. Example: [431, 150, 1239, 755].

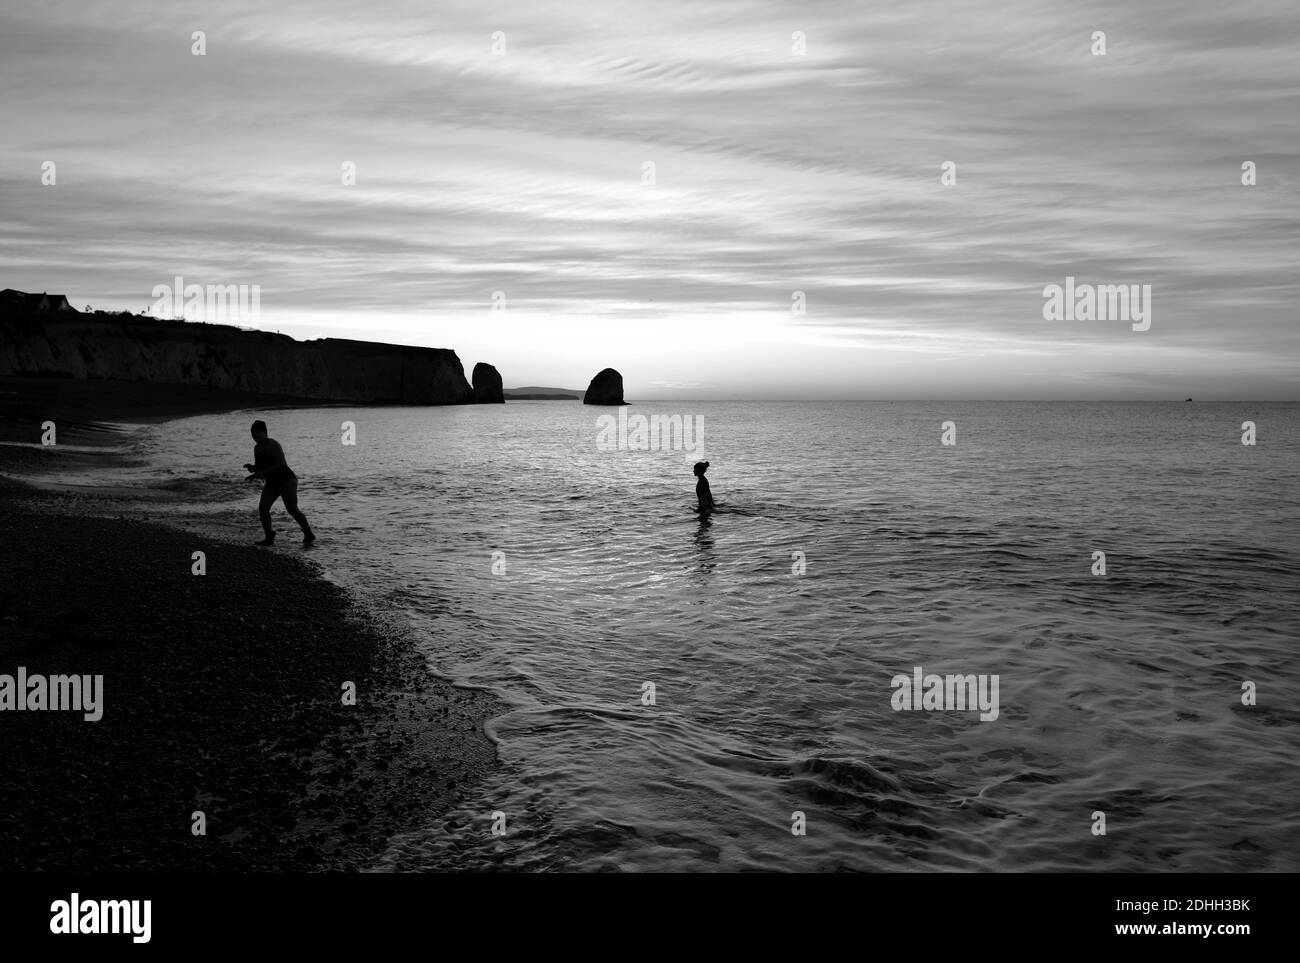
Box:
[503, 386, 584, 400]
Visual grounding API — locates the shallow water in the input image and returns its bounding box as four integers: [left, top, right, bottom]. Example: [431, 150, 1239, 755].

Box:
[34, 401, 1300, 871]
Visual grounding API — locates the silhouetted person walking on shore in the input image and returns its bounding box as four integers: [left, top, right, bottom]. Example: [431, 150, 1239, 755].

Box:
[244, 420, 315, 546]
[694, 460, 715, 514]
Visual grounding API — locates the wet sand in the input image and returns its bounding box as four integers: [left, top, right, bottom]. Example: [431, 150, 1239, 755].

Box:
[0, 384, 504, 872]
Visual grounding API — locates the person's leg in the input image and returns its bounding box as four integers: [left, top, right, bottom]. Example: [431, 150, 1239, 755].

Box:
[257, 484, 280, 543]
[280, 477, 314, 539]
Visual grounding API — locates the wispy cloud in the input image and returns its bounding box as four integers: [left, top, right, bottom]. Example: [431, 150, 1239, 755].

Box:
[1, 0, 1296, 397]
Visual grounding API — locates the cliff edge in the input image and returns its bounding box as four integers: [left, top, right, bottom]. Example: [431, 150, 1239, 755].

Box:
[0, 297, 476, 405]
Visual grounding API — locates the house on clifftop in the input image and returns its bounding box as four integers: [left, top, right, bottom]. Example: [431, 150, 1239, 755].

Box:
[0, 289, 77, 313]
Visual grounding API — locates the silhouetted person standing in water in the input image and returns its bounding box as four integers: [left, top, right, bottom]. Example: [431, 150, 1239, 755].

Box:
[694, 460, 715, 514]
[244, 420, 315, 546]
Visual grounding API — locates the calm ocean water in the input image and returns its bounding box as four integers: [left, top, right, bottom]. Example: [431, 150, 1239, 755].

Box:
[54, 402, 1300, 870]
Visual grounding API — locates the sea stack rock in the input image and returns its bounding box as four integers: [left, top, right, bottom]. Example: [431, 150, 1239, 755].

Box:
[472, 362, 504, 403]
[583, 367, 627, 405]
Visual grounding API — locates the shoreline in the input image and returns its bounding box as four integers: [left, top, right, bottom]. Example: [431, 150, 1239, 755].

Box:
[0, 375, 360, 447]
[0, 383, 505, 872]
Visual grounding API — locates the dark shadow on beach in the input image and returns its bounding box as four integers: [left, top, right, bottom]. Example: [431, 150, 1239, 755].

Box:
[0, 483, 504, 871]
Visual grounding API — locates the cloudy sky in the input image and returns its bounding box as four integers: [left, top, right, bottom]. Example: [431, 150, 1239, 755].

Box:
[2, 0, 1297, 399]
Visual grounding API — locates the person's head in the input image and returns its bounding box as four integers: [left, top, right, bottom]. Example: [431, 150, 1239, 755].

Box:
[693, 461, 709, 477]
[250, 420, 268, 441]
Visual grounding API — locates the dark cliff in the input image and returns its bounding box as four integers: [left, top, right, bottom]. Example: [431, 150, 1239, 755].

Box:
[471, 362, 504, 403]
[583, 367, 627, 405]
[0, 306, 476, 405]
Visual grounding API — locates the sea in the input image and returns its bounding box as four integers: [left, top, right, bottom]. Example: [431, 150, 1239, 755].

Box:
[26, 401, 1300, 871]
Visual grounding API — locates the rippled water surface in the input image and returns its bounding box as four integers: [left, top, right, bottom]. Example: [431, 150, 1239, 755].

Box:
[89, 402, 1300, 870]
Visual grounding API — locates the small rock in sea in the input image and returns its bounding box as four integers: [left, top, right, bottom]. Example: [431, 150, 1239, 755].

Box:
[582, 367, 628, 405]
[472, 362, 505, 403]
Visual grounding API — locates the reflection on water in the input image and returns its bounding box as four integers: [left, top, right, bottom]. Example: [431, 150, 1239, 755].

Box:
[693, 512, 715, 578]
